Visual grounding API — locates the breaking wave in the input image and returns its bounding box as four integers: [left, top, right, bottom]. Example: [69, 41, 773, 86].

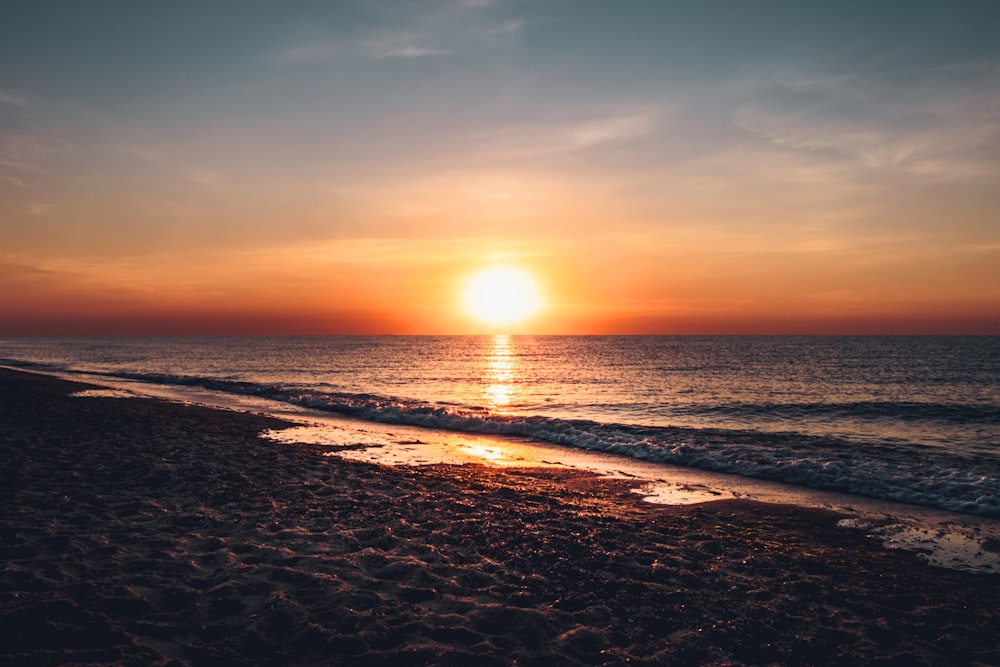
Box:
[51, 368, 1000, 518]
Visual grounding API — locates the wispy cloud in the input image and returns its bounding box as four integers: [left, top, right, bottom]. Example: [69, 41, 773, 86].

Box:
[187, 169, 238, 190]
[0, 128, 73, 175]
[122, 145, 170, 166]
[568, 113, 658, 149]
[366, 41, 452, 59]
[0, 90, 29, 107]
[277, 41, 341, 62]
[121, 143, 239, 191]
[733, 102, 1000, 174]
[473, 109, 662, 163]
[277, 0, 522, 63]
[732, 61, 1000, 177]
[277, 33, 454, 63]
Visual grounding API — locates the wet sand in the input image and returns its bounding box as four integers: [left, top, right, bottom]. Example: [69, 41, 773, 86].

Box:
[2, 368, 998, 666]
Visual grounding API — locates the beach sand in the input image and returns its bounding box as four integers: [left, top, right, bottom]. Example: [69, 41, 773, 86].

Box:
[2, 368, 998, 666]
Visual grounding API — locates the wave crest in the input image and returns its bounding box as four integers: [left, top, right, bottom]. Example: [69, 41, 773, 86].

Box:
[92, 370, 1000, 518]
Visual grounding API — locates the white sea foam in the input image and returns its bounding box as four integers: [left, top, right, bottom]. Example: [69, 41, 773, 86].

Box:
[70, 389, 142, 399]
[46, 369, 1000, 518]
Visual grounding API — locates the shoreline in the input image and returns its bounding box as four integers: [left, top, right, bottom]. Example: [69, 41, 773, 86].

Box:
[2, 368, 999, 665]
[13, 364, 1000, 574]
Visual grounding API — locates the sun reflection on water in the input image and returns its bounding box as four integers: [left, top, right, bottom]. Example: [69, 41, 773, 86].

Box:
[482, 334, 519, 413]
[458, 444, 507, 461]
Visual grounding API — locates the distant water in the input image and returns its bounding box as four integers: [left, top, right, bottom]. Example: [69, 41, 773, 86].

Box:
[2, 335, 999, 517]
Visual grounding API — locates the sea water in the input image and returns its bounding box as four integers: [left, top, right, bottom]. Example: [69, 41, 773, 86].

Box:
[2, 335, 999, 518]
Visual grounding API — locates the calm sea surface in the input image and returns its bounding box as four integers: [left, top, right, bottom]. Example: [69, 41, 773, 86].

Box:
[3, 335, 999, 516]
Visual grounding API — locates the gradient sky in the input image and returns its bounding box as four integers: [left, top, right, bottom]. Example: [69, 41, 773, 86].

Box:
[2, 0, 999, 334]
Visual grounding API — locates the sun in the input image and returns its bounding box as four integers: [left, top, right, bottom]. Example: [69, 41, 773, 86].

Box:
[464, 267, 541, 327]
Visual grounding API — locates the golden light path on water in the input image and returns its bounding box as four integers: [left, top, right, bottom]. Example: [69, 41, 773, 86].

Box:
[483, 334, 518, 413]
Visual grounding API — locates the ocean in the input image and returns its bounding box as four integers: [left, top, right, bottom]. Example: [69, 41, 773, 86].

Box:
[2, 335, 999, 518]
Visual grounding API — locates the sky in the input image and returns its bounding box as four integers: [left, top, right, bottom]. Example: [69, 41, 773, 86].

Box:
[2, 0, 999, 335]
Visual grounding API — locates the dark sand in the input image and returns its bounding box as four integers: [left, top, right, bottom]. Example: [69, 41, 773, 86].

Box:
[2, 368, 998, 666]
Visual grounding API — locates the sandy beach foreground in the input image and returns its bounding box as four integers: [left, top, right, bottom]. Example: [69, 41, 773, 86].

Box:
[2, 369, 999, 666]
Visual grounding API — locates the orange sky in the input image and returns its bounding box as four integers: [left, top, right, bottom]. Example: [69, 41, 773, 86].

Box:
[2, 2, 999, 335]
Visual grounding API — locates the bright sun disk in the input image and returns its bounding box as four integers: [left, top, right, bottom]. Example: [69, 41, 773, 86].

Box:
[465, 267, 540, 327]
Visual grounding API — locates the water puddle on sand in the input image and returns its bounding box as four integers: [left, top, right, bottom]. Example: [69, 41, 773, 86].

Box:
[838, 518, 1000, 573]
[33, 368, 1000, 575]
[264, 420, 756, 504]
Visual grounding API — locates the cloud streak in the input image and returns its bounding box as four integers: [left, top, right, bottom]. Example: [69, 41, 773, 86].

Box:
[0, 90, 29, 107]
[568, 113, 659, 149]
[277, 0, 522, 63]
[0, 129, 73, 177]
[366, 41, 452, 59]
[471, 109, 663, 165]
[732, 61, 1000, 177]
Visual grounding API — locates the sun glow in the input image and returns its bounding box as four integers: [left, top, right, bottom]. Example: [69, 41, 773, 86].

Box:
[464, 267, 540, 327]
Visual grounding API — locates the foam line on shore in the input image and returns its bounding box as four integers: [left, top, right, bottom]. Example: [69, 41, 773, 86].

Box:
[4, 363, 998, 518]
[19, 365, 1000, 574]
